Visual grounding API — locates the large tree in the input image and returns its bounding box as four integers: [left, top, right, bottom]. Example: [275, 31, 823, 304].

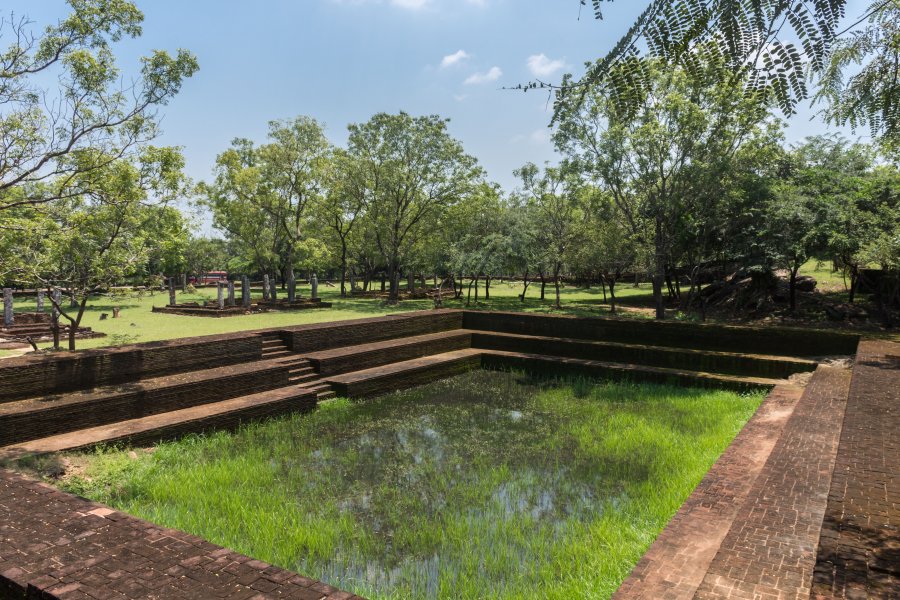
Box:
[346, 112, 481, 304]
[22, 147, 190, 350]
[202, 117, 331, 282]
[0, 0, 198, 212]
[555, 59, 768, 318]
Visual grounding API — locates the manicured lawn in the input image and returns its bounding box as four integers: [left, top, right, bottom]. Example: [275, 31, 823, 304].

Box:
[9, 280, 656, 351]
[43, 371, 764, 599]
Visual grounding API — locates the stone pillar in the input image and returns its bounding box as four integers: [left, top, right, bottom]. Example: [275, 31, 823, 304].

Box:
[3, 288, 13, 327]
[242, 276, 251, 308]
[269, 276, 277, 301]
[227, 281, 235, 306]
[216, 282, 225, 309]
[168, 278, 177, 306]
[262, 274, 270, 301]
[52, 289, 61, 319]
[287, 275, 296, 303]
[311, 273, 318, 300]
[36, 290, 44, 312]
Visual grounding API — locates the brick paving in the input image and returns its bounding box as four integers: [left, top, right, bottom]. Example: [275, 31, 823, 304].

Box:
[694, 366, 852, 599]
[812, 341, 900, 599]
[613, 383, 805, 599]
[0, 469, 364, 599]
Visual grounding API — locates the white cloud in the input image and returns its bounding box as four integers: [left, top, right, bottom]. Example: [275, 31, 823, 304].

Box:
[441, 50, 470, 69]
[464, 66, 502, 85]
[526, 53, 567, 78]
[329, 0, 431, 9]
[453, 94, 468, 102]
[390, 0, 429, 8]
[511, 128, 553, 146]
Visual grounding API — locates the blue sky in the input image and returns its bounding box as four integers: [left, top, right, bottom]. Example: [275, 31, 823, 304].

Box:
[8, 0, 873, 210]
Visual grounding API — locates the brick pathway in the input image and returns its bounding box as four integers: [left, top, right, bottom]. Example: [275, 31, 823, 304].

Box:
[613, 383, 805, 599]
[812, 341, 900, 599]
[0, 469, 363, 600]
[694, 366, 852, 599]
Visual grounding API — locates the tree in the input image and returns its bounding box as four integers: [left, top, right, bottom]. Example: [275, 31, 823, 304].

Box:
[346, 112, 481, 304]
[555, 59, 768, 318]
[515, 162, 586, 309]
[26, 147, 189, 350]
[184, 237, 230, 280]
[201, 117, 331, 283]
[545, 1, 846, 121]
[815, 1, 900, 154]
[318, 150, 367, 296]
[0, 0, 198, 212]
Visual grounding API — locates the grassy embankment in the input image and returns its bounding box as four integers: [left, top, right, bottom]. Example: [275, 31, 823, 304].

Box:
[26, 371, 764, 599]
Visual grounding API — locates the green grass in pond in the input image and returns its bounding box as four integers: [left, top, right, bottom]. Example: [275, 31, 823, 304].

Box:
[50, 371, 764, 599]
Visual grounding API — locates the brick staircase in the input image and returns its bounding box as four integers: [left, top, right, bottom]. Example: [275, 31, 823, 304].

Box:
[613, 340, 900, 600]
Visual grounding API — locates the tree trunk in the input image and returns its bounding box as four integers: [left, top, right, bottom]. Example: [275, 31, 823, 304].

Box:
[848, 264, 859, 304]
[539, 273, 546, 301]
[484, 275, 490, 300]
[340, 242, 348, 297]
[608, 277, 617, 314]
[600, 276, 607, 303]
[789, 266, 799, 311]
[519, 270, 530, 301]
[387, 265, 400, 305]
[554, 263, 562, 309]
[68, 297, 88, 351]
[653, 218, 666, 320]
[466, 276, 475, 306]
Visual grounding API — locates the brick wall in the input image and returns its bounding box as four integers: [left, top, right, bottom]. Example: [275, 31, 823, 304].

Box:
[285, 310, 464, 353]
[0, 334, 263, 403]
[463, 311, 859, 357]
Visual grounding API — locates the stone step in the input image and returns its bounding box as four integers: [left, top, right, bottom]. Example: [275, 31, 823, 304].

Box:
[0, 359, 295, 447]
[288, 373, 319, 384]
[471, 331, 817, 380]
[613, 382, 807, 599]
[479, 350, 786, 392]
[324, 349, 483, 398]
[261, 349, 291, 359]
[0, 385, 319, 459]
[812, 341, 900, 598]
[692, 365, 852, 599]
[288, 366, 315, 376]
[305, 329, 473, 376]
[317, 390, 336, 401]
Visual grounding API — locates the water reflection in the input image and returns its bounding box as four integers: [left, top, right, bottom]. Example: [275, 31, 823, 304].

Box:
[282, 371, 621, 598]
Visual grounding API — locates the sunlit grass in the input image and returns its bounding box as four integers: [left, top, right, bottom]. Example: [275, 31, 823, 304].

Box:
[44, 371, 764, 599]
[8, 280, 655, 351]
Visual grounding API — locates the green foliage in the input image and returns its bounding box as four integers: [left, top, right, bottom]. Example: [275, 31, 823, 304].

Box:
[201, 117, 331, 277]
[346, 112, 482, 302]
[0, 0, 198, 211]
[564, 1, 845, 119]
[815, 1, 900, 154]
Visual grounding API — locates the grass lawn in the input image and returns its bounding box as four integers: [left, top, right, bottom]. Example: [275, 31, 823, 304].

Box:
[31, 371, 764, 599]
[2, 258, 858, 353]
[8, 279, 656, 351]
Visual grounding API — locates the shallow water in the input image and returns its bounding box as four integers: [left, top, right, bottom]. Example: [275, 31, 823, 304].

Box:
[60, 370, 762, 600]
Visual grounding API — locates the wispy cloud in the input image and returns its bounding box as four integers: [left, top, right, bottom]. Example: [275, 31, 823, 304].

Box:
[464, 66, 502, 85]
[511, 127, 553, 145]
[329, 0, 431, 9]
[526, 53, 567, 78]
[441, 50, 470, 69]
